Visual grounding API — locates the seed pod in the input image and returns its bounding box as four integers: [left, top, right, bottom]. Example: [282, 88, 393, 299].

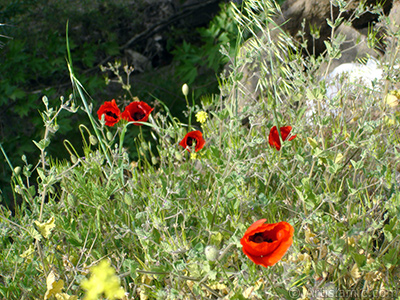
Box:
[182, 83, 189, 97]
[205, 245, 219, 261]
[14, 166, 21, 176]
[89, 135, 98, 146]
[70, 155, 78, 164]
[42, 96, 49, 107]
[106, 131, 113, 141]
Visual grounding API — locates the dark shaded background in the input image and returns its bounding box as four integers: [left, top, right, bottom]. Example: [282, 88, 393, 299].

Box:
[0, 0, 238, 207]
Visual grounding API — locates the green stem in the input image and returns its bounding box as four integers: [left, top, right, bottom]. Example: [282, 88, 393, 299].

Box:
[264, 269, 280, 297]
[66, 23, 112, 166]
[118, 124, 128, 184]
[0, 142, 33, 204]
[185, 94, 192, 131]
[70, 73, 112, 167]
[0, 142, 14, 172]
[119, 124, 128, 155]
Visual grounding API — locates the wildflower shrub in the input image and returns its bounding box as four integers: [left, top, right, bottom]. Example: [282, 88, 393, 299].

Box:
[1, 0, 400, 299]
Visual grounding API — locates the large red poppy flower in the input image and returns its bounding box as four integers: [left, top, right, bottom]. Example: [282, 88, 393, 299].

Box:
[121, 101, 153, 125]
[240, 219, 294, 268]
[179, 130, 205, 152]
[97, 99, 121, 127]
[268, 126, 296, 151]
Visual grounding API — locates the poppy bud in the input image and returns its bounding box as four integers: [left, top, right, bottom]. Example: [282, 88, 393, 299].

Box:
[14, 166, 21, 176]
[205, 245, 219, 261]
[106, 131, 113, 141]
[70, 155, 78, 164]
[151, 156, 158, 165]
[182, 83, 189, 97]
[89, 135, 98, 146]
[42, 96, 49, 108]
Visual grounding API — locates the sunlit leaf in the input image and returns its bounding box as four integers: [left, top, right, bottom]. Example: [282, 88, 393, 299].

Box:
[34, 216, 56, 239]
[44, 270, 64, 300]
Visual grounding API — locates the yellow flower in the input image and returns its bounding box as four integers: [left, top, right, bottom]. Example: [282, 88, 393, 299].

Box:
[55, 293, 78, 300]
[346, 236, 358, 247]
[190, 153, 197, 160]
[81, 260, 125, 300]
[34, 216, 56, 239]
[195, 111, 208, 124]
[385, 91, 400, 107]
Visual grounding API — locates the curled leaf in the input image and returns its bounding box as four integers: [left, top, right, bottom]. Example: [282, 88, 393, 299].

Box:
[44, 270, 64, 300]
[34, 216, 55, 239]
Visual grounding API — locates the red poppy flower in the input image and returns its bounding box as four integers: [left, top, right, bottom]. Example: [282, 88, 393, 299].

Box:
[97, 99, 121, 127]
[268, 126, 296, 151]
[121, 101, 153, 125]
[240, 219, 294, 268]
[179, 130, 205, 152]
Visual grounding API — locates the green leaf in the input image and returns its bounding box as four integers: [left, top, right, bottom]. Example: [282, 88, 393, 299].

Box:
[383, 248, 398, 268]
[352, 251, 366, 267]
[32, 138, 50, 151]
[122, 259, 139, 279]
[36, 168, 45, 181]
[350, 159, 364, 170]
[28, 227, 42, 241]
[307, 137, 318, 149]
[210, 232, 223, 246]
[9, 88, 26, 101]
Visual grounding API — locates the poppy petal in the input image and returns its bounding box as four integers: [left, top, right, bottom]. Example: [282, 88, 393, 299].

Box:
[121, 101, 153, 125]
[268, 126, 281, 150]
[280, 126, 292, 141]
[268, 125, 296, 150]
[97, 99, 121, 127]
[240, 220, 294, 268]
[179, 130, 206, 152]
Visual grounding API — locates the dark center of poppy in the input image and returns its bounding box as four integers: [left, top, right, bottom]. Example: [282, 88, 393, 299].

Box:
[105, 111, 118, 119]
[133, 111, 146, 121]
[250, 232, 274, 243]
[186, 137, 197, 147]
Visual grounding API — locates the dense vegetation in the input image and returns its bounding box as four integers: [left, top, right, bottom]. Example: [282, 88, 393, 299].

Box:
[1, 0, 400, 299]
[0, 0, 238, 207]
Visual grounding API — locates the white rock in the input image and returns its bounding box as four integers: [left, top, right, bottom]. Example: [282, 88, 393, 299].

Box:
[305, 59, 384, 124]
[325, 59, 383, 99]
